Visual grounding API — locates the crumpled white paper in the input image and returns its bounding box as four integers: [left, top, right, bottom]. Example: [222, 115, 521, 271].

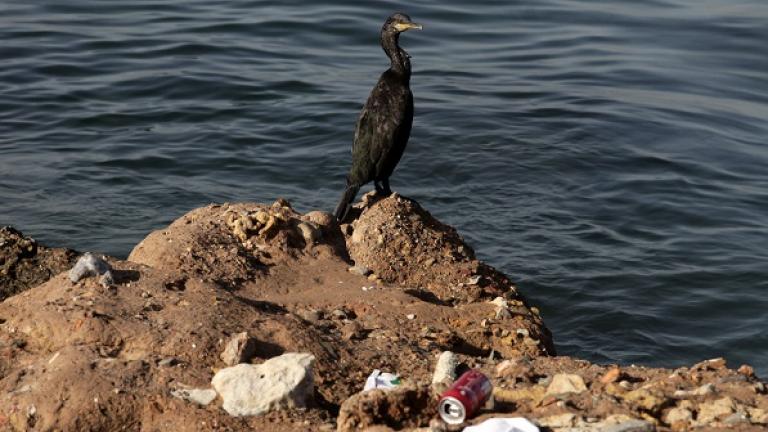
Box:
[462, 417, 539, 432]
[363, 369, 401, 391]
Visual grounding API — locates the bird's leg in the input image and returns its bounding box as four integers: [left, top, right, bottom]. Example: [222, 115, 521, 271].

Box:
[374, 181, 386, 195]
[381, 179, 392, 195]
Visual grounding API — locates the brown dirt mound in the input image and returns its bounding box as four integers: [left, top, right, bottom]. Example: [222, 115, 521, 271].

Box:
[0, 226, 79, 301]
[346, 194, 523, 303]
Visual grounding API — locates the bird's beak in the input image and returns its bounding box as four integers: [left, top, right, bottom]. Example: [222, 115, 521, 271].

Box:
[394, 22, 423, 32]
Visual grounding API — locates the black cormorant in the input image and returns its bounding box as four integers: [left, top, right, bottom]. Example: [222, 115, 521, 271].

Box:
[334, 13, 422, 221]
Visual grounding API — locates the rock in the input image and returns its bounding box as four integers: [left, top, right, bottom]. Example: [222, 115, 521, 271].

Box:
[349, 265, 372, 276]
[695, 396, 735, 425]
[297, 222, 321, 244]
[300, 309, 322, 323]
[622, 388, 667, 412]
[341, 321, 364, 341]
[211, 352, 315, 417]
[431, 351, 458, 387]
[546, 373, 587, 396]
[693, 357, 727, 371]
[331, 308, 349, 320]
[68, 253, 113, 286]
[601, 419, 655, 432]
[537, 412, 578, 428]
[303, 210, 335, 228]
[737, 364, 755, 378]
[673, 383, 714, 397]
[220, 332, 259, 366]
[171, 387, 218, 406]
[494, 385, 545, 405]
[748, 407, 768, 424]
[495, 357, 534, 383]
[601, 367, 622, 384]
[336, 385, 435, 432]
[723, 412, 749, 425]
[664, 407, 692, 427]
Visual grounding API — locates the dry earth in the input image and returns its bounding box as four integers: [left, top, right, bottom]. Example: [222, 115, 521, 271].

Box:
[0, 195, 765, 431]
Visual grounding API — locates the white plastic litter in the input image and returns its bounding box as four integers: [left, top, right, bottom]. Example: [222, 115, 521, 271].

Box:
[363, 369, 401, 391]
[69, 253, 114, 287]
[462, 418, 539, 432]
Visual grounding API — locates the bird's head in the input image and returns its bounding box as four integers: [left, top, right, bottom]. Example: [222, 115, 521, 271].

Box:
[383, 13, 422, 34]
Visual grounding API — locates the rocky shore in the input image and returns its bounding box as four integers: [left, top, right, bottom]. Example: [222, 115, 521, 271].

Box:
[1, 194, 765, 431]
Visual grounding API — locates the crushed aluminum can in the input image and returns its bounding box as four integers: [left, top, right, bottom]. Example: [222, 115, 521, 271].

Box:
[438, 369, 492, 425]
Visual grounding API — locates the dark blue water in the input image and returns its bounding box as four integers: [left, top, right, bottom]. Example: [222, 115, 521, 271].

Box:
[2, 1, 767, 375]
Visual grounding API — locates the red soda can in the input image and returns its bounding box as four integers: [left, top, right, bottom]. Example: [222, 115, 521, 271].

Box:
[438, 369, 492, 424]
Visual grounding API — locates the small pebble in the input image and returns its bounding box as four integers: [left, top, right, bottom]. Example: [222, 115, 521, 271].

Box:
[348, 265, 372, 276]
[158, 357, 179, 367]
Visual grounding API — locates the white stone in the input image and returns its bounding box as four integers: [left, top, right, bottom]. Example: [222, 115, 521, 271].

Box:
[665, 407, 693, 425]
[171, 387, 218, 406]
[431, 351, 458, 385]
[601, 419, 654, 432]
[538, 412, 577, 428]
[545, 373, 587, 396]
[212, 352, 315, 417]
[673, 383, 714, 397]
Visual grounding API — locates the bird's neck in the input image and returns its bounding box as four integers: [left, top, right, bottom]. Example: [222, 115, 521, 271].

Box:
[381, 32, 411, 79]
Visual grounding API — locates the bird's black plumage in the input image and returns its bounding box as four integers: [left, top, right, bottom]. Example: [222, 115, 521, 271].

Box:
[334, 13, 422, 221]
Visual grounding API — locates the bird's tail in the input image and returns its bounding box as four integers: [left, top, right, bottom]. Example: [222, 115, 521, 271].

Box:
[334, 183, 360, 222]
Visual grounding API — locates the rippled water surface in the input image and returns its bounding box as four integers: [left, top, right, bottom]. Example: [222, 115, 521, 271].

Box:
[2, 1, 767, 373]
